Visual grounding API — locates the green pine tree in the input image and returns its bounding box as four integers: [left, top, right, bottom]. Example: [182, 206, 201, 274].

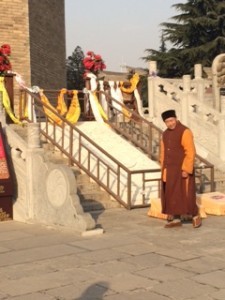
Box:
[66, 46, 85, 90]
[143, 0, 225, 77]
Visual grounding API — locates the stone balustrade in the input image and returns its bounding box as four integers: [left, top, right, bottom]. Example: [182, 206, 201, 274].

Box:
[147, 57, 225, 168]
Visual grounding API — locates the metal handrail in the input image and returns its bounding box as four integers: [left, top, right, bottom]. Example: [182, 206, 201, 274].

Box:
[19, 87, 214, 203]
[94, 90, 215, 193]
[19, 89, 162, 209]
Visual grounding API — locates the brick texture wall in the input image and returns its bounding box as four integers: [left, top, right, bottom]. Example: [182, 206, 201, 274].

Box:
[29, 0, 66, 89]
[0, 0, 31, 115]
[0, 0, 66, 116]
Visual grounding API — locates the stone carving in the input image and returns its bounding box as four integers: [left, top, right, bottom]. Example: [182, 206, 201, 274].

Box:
[46, 168, 68, 208]
[5, 125, 95, 232]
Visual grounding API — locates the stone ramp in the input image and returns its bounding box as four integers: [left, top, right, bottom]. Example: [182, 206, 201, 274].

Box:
[75, 121, 161, 206]
[76, 121, 159, 171]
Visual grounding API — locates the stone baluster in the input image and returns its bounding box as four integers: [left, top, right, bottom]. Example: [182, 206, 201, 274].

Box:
[148, 61, 157, 119]
[26, 122, 42, 219]
[181, 75, 191, 126]
[194, 64, 204, 103]
[218, 117, 225, 160]
[27, 122, 41, 149]
[0, 91, 6, 126]
[211, 54, 224, 111]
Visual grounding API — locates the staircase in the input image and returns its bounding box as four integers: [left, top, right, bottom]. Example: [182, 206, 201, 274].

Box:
[46, 148, 122, 216]
[11, 124, 121, 215]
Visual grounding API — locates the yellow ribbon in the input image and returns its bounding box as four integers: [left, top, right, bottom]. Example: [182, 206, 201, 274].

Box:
[120, 73, 140, 94]
[40, 89, 81, 125]
[0, 77, 21, 124]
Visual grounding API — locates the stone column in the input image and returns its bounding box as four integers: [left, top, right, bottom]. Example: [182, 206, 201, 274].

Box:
[148, 61, 157, 119]
[181, 75, 191, 126]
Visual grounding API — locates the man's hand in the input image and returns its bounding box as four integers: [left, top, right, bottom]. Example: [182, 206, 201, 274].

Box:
[182, 171, 189, 178]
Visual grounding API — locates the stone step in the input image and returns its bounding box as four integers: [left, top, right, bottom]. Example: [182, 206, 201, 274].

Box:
[80, 196, 121, 213]
[42, 146, 121, 213]
[77, 182, 101, 192]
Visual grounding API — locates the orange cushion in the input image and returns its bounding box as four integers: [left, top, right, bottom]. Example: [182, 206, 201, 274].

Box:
[197, 192, 225, 216]
[147, 198, 168, 220]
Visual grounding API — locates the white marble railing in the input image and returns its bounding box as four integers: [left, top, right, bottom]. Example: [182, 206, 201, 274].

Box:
[147, 60, 225, 166]
[4, 123, 95, 232]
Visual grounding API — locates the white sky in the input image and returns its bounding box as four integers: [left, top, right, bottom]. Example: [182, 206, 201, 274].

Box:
[65, 0, 186, 72]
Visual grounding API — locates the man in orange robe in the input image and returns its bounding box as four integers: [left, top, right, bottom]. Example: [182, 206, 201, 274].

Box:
[160, 110, 201, 228]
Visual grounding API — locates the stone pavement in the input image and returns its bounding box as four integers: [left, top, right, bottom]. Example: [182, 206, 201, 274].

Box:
[0, 208, 225, 300]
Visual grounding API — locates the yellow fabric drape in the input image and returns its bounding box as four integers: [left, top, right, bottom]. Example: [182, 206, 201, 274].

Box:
[56, 88, 68, 116]
[120, 73, 140, 94]
[0, 77, 21, 124]
[20, 91, 28, 119]
[40, 90, 61, 124]
[40, 89, 81, 125]
[92, 91, 108, 121]
[66, 90, 81, 124]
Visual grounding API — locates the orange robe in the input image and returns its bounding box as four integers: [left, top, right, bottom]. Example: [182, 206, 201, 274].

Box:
[160, 122, 198, 216]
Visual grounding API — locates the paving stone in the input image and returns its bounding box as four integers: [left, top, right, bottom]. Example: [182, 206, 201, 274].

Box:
[185, 296, 214, 300]
[120, 252, 178, 269]
[98, 272, 158, 293]
[0, 246, 11, 253]
[104, 290, 171, 300]
[46, 280, 116, 300]
[0, 268, 101, 297]
[211, 289, 225, 300]
[0, 244, 81, 267]
[6, 292, 55, 300]
[136, 264, 196, 282]
[171, 256, 225, 274]
[82, 260, 139, 277]
[152, 278, 217, 299]
[194, 270, 225, 288]
[75, 248, 129, 264]
[0, 209, 225, 298]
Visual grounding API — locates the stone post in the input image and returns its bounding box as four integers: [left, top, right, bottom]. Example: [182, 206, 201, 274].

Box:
[27, 122, 41, 149]
[26, 122, 42, 218]
[0, 91, 6, 127]
[148, 61, 157, 119]
[181, 75, 191, 126]
[211, 54, 224, 111]
[218, 118, 225, 160]
[194, 64, 204, 103]
[194, 64, 202, 79]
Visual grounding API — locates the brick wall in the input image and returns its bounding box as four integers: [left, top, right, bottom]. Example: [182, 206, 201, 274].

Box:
[0, 0, 31, 114]
[0, 0, 66, 116]
[28, 0, 66, 89]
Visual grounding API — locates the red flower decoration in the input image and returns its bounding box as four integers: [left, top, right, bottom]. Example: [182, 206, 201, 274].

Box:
[0, 44, 12, 75]
[83, 51, 106, 77]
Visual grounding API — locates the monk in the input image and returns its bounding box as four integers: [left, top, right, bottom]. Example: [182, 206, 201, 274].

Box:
[160, 109, 201, 228]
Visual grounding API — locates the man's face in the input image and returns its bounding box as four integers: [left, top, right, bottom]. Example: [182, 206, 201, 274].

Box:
[164, 117, 177, 130]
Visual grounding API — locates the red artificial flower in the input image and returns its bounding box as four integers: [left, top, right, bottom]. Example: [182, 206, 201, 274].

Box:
[1, 44, 11, 56]
[83, 51, 106, 76]
[0, 44, 12, 75]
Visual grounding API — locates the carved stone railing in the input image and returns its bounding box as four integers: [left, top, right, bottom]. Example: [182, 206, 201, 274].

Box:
[4, 122, 95, 232]
[147, 60, 225, 168]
